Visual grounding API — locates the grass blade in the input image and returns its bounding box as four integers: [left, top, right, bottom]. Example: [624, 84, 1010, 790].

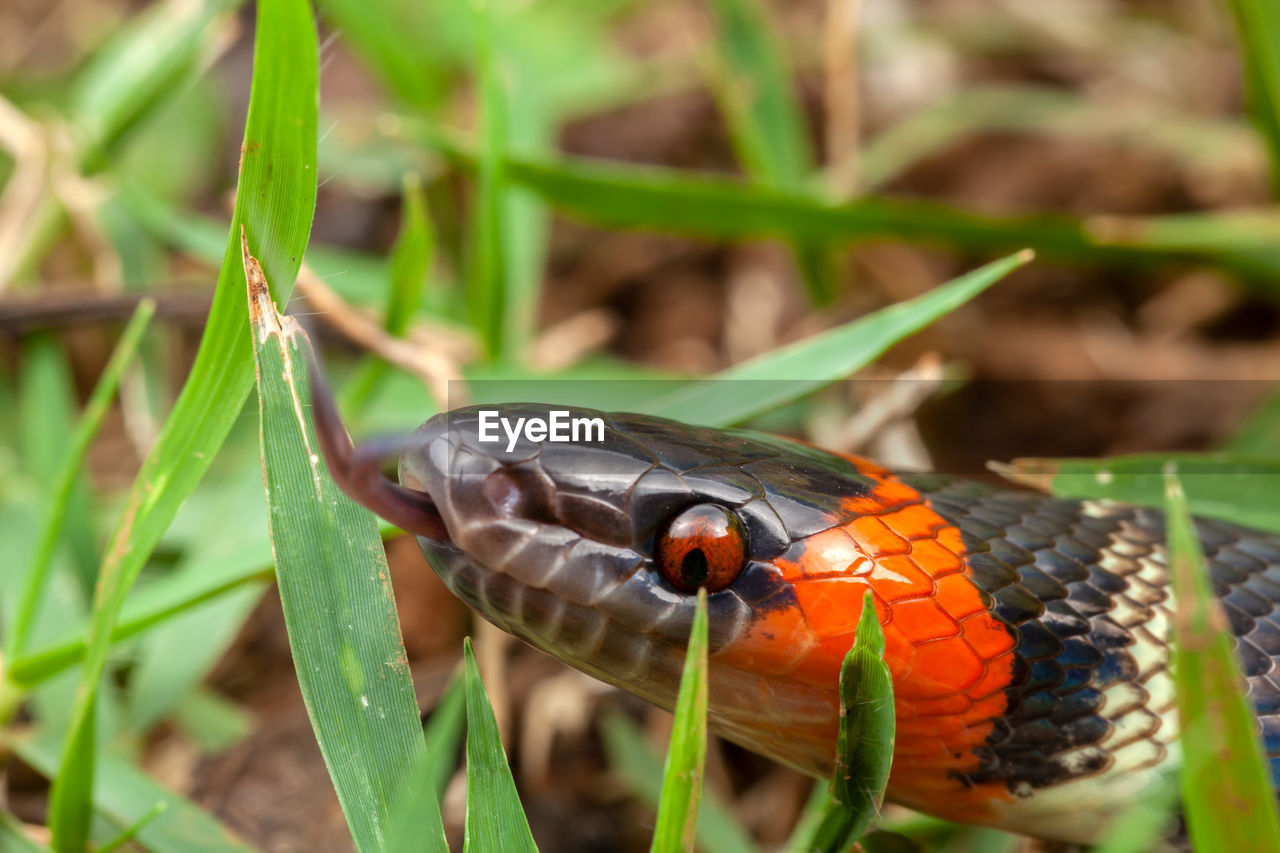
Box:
[1227, 388, 1280, 454]
[600, 713, 757, 853]
[708, 0, 810, 187]
[13, 731, 254, 853]
[1163, 468, 1280, 850]
[640, 250, 1031, 427]
[650, 588, 709, 853]
[94, 801, 167, 853]
[316, 0, 448, 111]
[831, 591, 895, 838]
[71, 0, 239, 172]
[1091, 771, 1178, 853]
[46, 0, 317, 846]
[4, 300, 154, 667]
[341, 173, 434, 412]
[468, 0, 508, 360]
[424, 675, 466, 804]
[1223, 0, 1280, 193]
[384, 678, 462, 853]
[792, 591, 895, 852]
[993, 453, 1280, 536]
[462, 637, 538, 853]
[707, 0, 832, 303]
[0, 810, 50, 852]
[384, 175, 433, 338]
[16, 336, 98, 592]
[246, 244, 434, 852]
[411, 126, 1280, 275]
[9, 544, 271, 687]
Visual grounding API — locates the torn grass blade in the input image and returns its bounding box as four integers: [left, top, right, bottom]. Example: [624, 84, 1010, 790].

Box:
[641, 251, 1031, 427]
[47, 0, 317, 847]
[1164, 468, 1280, 851]
[650, 588, 710, 853]
[462, 638, 538, 853]
[246, 242, 437, 853]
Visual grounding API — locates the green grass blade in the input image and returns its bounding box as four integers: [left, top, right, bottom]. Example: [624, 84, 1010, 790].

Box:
[71, 0, 240, 172]
[127, 583, 263, 733]
[385, 174, 433, 339]
[1227, 389, 1280, 454]
[46, 0, 317, 847]
[600, 712, 757, 853]
[707, 0, 831, 303]
[1164, 468, 1280, 850]
[793, 591, 895, 852]
[5, 300, 154, 666]
[170, 687, 253, 753]
[640, 250, 1031, 427]
[781, 784, 835, 853]
[0, 809, 50, 852]
[246, 248, 431, 852]
[412, 127, 1280, 271]
[993, 453, 1280, 535]
[424, 674, 466, 803]
[316, 0, 448, 111]
[9, 547, 271, 687]
[1223, 0, 1280, 194]
[468, 1, 508, 360]
[16, 336, 98, 592]
[13, 731, 254, 853]
[94, 801, 167, 853]
[462, 637, 538, 853]
[832, 592, 894, 838]
[384, 679, 460, 853]
[708, 0, 810, 187]
[650, 588, 710, 853]
[341, 173, 434, 413]
[1091, 771, 1178, 853]
[48, 693, 97, 853]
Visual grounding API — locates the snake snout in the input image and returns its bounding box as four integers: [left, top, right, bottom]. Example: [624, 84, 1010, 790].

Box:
[400, 404, 653, 552]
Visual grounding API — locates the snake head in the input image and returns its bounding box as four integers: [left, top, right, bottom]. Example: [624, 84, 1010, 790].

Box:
[387, 403, 893, 775]
[310, 366, 902, 777]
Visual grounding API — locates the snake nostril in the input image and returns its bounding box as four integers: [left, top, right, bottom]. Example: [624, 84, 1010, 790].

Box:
[485, 468, 523, 516]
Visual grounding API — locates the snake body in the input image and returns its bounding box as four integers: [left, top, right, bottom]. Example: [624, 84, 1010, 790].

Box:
[313, 397, 1280, 844]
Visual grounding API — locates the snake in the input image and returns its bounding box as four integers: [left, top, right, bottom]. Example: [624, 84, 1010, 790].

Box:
[309, 387, 1280, 845]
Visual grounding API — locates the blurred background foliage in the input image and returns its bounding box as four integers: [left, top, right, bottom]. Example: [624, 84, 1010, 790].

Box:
[1, 0, 1279, 850]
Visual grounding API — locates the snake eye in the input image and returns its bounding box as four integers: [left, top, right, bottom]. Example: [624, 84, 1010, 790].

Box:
[657, 504, 747, 593]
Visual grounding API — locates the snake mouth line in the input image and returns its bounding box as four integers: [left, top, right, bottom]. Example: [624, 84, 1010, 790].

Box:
[308, 357, 448, 542]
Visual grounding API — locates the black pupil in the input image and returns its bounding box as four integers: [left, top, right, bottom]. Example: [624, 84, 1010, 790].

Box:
[681, 548, 709, 587]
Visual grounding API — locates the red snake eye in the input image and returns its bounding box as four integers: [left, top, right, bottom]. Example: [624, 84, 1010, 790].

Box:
[657, 504, 747, 593]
